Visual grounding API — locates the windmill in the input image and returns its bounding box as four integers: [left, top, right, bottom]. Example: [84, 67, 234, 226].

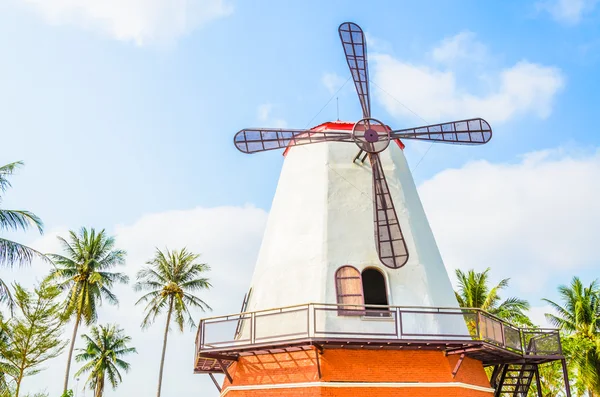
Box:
[195, 23, 571, 397]
[234, 22, 492, 270]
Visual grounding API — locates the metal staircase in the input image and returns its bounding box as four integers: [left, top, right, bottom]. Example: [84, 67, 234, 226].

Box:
[492, 364, 537, 396]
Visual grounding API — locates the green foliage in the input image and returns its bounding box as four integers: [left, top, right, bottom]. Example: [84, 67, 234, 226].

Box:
[0, 283, 66, 397]
[0, 161, 46, 310]
[134, 248, 211, 397]
[527, 360, 572, 397]
[0, 314, 17, 396]
[134, 248, 211, 331]
[544, 277, 600, 396]
[44, 227, 128, 394]
[59, 391, 73, 397]
[454, 268, 532, 325]
[544, 278, 600, 339]
[46, 228, 129, 325]
[75, 324, 136, 397]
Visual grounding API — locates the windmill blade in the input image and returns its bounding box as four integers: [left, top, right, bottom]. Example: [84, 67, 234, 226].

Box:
[339, 22, 371, 118]
[390, 118, 492, 145]
[369, 153, 409, 269]
[234, 128, 353, 154]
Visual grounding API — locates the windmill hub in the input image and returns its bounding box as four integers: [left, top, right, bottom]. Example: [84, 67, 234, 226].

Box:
[364, 129, 379, 143]
[352, 117, 390, 153]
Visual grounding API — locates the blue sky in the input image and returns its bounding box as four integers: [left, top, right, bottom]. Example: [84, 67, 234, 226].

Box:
[1, 0, 600, 396]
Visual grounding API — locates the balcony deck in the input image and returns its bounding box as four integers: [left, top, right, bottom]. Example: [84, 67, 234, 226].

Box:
[194, 303, 564, 374]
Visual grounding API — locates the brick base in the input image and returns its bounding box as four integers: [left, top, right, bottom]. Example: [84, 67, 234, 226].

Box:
[220, 349, 493, 396]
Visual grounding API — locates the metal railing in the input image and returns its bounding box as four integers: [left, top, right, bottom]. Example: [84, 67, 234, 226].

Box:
[195, 303, 561, 358]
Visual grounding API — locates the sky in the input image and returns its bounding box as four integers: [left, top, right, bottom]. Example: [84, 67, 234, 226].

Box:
[1, 0, 600, 395]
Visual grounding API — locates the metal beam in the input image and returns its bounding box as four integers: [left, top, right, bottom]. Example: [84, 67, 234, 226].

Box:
[199, 352, 239, 362]
[209, 373, 222, 393]
[494, 365, 508, 397]
[445, 346, 483, 355]
[535, 365, 542, 397]
[490, 365, 501, 388]
[314, 348, 322, 379]
[452, 353, 465, 378]
[561, 359, 572, 397]
[216, 359, 233, 384]
[313, 343, 324, 354]
[353, 149, 364, 163]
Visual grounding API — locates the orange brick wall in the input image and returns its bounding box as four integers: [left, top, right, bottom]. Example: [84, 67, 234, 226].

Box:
[221, 348, 493, 396]
[321, 349, 490, 387]
[225, 350, 320, 386]
[223, 387, 491, 397]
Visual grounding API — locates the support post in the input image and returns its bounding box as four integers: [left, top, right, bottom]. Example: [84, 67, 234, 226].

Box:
[494, 365, 507, 397]
[353, 149, 364, 163]
[251, 312, 256, 344]
[534, 365, 542, 397]
[561, 359, 572, 397]
[314, 347, 322, 379]
[489, 365, 501, 388]
[452, 353, 465, 378]
[209, 373, 222, 393]
[216, 359, 233, 384]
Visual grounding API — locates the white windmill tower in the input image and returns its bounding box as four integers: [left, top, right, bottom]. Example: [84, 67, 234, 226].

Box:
[233, 22, 491, 330]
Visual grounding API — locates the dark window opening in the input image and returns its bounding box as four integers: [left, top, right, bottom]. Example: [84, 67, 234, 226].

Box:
[361, 268, 389, 317]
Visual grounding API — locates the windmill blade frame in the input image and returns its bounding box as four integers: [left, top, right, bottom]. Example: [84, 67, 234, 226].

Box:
[339, 22, 371, 118]
[369, 153, 409, 269]
[390, 118, 492, 145]
[234, 128, 353, 154]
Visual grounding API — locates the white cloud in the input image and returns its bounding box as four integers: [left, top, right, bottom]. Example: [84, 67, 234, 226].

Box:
[431, 31, 488, 65]
[419, 148, 600, 294]
[322, 72, 346, 94]
[1, 205, 267, 397]
[372, 32, 564, 123]
[257, 103, 273, 122]
[537, 0, 598, 24]
[256, 103, 287, 128]
[528, 305, 554, 328]
[19, 0, 233, 45]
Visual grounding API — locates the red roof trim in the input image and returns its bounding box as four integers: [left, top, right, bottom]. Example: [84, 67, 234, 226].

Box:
[283, 120, 404, 156]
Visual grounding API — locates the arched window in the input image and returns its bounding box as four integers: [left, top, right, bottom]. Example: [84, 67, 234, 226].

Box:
[361, 268, 389, 317]
[335, 266, 364, 315]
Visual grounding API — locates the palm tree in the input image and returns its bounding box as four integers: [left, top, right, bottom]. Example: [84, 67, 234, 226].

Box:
[454, 268, 531, 325]
[75, 324, 136, 397]
[0, 161, 45, 308]
[134, 248, 211, 397]
[45, 228, 128, 395]
[544, 278, 600, 339]
[544, 277, 600, 396]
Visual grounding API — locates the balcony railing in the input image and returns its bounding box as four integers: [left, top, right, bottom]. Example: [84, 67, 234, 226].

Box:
[195, 303, 562, 358]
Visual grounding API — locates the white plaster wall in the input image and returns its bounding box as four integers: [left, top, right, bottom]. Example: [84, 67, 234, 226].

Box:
[244, 139, 464, 338]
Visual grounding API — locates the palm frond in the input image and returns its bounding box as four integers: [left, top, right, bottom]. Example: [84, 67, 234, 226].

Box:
[74, 324, 134, 391]
[134, 247, 212, 333]
[0, 161, 24, 193]
[0, 209, 44, 234]
[0, 237, 49, 267]
[45, 228, 128, 325]
[0, 278, 14, 313]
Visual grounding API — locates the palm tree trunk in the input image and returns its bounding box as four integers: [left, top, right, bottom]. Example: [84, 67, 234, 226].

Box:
[63, 314, 81, 394]
[156, 296, 173, 397]
[95, 375, 104, 397]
